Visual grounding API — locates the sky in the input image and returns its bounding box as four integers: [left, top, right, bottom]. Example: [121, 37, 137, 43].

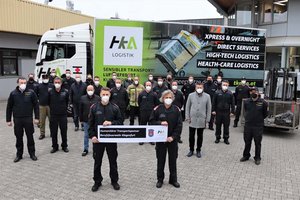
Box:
[31, 0, 221, 21]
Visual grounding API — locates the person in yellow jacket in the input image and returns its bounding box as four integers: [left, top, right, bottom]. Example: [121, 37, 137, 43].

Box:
[127, 76, 145, 125]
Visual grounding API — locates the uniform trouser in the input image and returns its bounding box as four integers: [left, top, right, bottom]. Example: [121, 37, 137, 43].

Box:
[215, 111, 230, 140]
[50, 115, 68, 149]
[93, 143, 119, 184]
[72, 103, 83, 128]
[39, 105, 50, 136]
[234, 101, 242, 124]
[129, 106, 140, 125]
[189, 127, 204, 152]
[139, 110, 152, 125]
[119, 107, 126, 123]
[156, 141, 178, 183]
[13, 117, 35, 157]
[83, 122, 90, 151]
[209, 114, 215, 129]
[243, 126, 263, 161]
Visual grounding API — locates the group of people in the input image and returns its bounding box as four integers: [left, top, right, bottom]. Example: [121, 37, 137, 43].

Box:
[6, 69, 268, 192]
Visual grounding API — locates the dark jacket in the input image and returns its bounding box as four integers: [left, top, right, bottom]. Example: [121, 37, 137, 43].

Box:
[6, 87, 39, 121]
[172, 90, 184, 109]
[181, 83, 195, 99]
[106, 79, 116, 89]
[79, 94, 100, 122]
[37, 83, 53, 106]
[244, 98, 268, 127]
[212, 90, 235, 114]
[48, 88, 69, 116]
[149, 104, 183, 141]
[26, 80, 38, 94]
[85, 78, 94, 86]
[69, 81, 87, 104]
[124, 79, 133, 89]
[204, 81, 217, 101]
[62, 77, 75, 91]
[94, 84, 103, 96]
[235, 85, 250, 102]
[110, 87, 129, 110]
[153, 85, 168, 99]
[138, 90, 159, 112]
[88, 102, 123, 138]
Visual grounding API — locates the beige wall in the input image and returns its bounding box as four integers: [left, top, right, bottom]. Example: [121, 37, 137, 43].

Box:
[0, 0, 94, 36]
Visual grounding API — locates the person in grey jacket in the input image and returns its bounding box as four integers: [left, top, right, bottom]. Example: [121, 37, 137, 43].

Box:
[185, 82, 211, 158]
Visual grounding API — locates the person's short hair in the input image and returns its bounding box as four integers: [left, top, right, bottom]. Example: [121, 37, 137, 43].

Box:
[54, 77, 62, 82]
[112, 72, 116, 75]
[207, 75, 212, 78]
[222, 80, 229, 84]
[17, 77, 26, 83]
[157, 76, 163, 80]
[172, 80, 178, 84]
[101, 87, 110, 93]
[159, 90, 175, 103]
[66, 69, 71, 72]
[28, 73, 34, 77]
[94, 76, 99, 79]
[196, 81, 204, 86]
[42, 74, 49, 79]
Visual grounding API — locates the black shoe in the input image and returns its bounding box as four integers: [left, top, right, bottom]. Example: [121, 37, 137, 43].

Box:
[255, 160, 261, 165]
[196, 151, 202, 158]
[111, 182, 120, 190]
[240, 157, 249, 162]
[169, 181, 180, 188]
[139, 142, 144, 145]
[209, 127, 214, 131]
[156, 181, 163, 188]
[50, 148, 58, 153]
[13, 156, 22, 163]
[82, 150, 88, 156]
[178, 139, 183, 144]
[186, 151, 193, 157]
[75, 127, 79, 131]
[233, 123, 237, 128]
[39, 135, 45, 140]
[62, 147, 69, 153]
[30, 154, 38, 161]
[150, 142, 155, 145]
[91, 183, 102, 192]
[215, 139, 220, 144]
[224, 140, 230, 145]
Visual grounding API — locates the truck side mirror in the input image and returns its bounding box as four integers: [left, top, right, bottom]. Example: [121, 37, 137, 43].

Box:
[36, 45, 48, 66]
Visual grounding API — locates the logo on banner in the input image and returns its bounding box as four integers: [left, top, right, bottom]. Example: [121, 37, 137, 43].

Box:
[103, 26, 143, 66]
[148, 129, 154, 137]
[72, 66, 82, 74]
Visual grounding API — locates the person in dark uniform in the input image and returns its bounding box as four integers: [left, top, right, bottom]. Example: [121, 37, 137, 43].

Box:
[240, 87, 268, 165]
[62, 69, 75, 91]
[145, 73, 157, 88]
[204, 75, 217, 130]
[26, 73, 38, 94]
[234, 77, 250, 127]
[181, 76, 196, 120]
[6, 77, 39, 162]
[110, 79, 129, 122]
[93, 76, 102, 96]
[212, 80, 235, 145]
[106, 72, 117, 89]
[149, 90, 182, 189]
[123, 73, 133, 89]
[216, 75, 222, 91]
[138, 81, 159, 145]
[36, 74, 53, 139]
[171, 81, 184, 143]
[166, 74, 173, 90]
[88, 87, 123, 192]
[49, 69, 57, 84]
[79, 85, 100, 156]
[153, 77, 168, 99]
[85, 74, 94, 86]
[48, 77, 69, 153]
[70, 74, 87, 131]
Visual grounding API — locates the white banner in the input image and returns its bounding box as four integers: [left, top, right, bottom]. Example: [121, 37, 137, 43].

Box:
[97, 125, 168, 143]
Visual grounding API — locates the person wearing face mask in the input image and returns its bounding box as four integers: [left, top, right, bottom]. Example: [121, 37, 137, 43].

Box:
[212, 80, 235, 145]
[110, 79, 129, 122]
[240, 87, 268, 165]
[26, 73, 38, 94]
[79, 85, 100, 156]
[62, 69, 75, 91]
[88, 87, 123, 192]
[49, 69, 57, 84]
[85, 74, 94, 86]
[233, 77, 250, 128]
[106, 72, 117, 89]
[153, 77, 168, 99]
[6, 77, 39, 162]
[48, 77, 70, 153]
[127, 76, 145, 125]
[93, 76, 102, 96]
[145, 73, 157, 88]
[123, 73, 133, 89]
[36, 74, 53, 140]
[181, 76, 196, 121]
[149, 90, 182, 189]
[204, 75, 217, 130]
[185, 82, 211, 158]
[166, 74, 173, 90]
[70, 74, 87, 131]
[216, 75, 223, 91]
[138, 81, 159, 145]
[171, 81, 184, 143]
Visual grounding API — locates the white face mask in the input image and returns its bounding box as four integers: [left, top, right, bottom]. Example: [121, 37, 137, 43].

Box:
[54, 83, 61, 89]
[76, 78, 81, 82]
[134, 81, 139, 85]
[94, 81, 100, 86]
[43, 79, 49, 84]
[146, 86, 152, 91]
[66, 73, 71, 78]
[189, 79, 194, 83]
[51, 73, 56, 77]
[217, 79, 222, 83]
[241, 80, 246, 85]
[222, 85, 228, 91]
[158, 81, 163, 86]
[164, 98, 173, 105]
[172, 85, 178, 90]
[112, 75, 117, 80]
[116, 83, 121, 88]
[101, 95, 110, 103]
[87, 91, 94, 96]
[196, 88, 203, 94]
[128, 77, 132, 81]
[19, 84, 26, 91]
[149, 76, 153, 81]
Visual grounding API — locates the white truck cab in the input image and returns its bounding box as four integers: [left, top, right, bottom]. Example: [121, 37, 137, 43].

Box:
[35, 23, 93, 81]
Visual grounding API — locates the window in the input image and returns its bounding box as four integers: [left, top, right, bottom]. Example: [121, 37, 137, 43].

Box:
[236, 2, 253, 27]
[273, 0, 288, 23]
[45, 43, 76, 61]
[260, 0, 273, 24]
[259, 0, 288, 24]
